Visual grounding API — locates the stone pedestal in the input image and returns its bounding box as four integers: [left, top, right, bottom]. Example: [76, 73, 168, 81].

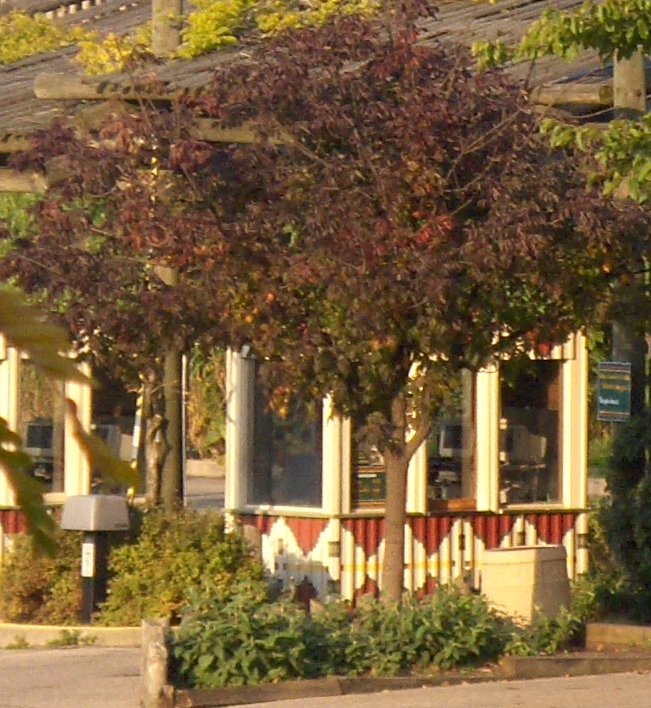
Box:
[481, 545, 570, 623]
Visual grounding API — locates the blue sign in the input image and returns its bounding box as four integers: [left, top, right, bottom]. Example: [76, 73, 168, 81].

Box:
[597, 361, 631, 422]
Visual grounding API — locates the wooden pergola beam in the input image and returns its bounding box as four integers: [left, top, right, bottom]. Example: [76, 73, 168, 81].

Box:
[0, 156, 72, 193]
[531, 65, 651, 107]
[530, 82, 613, 107]
[34, 72, 196, 102]
[0, 169, 48, 194]
[0, 114, 292, 157]
[190, 118, 293, 145]
[35, 68, 643, 111]
[0, 134, 34, 154]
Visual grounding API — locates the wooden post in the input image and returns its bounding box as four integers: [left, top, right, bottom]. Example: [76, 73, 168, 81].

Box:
[613, 49, 647, 420]
[614, 50, 647, 116]
[140, 618, 170, 708]
[152, 0, 182, 58]
[162, 346, 183, 509]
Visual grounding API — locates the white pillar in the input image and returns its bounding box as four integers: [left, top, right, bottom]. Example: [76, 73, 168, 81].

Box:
[0, 339, 19, 506]
[475, 364, 500, 511]
[63, 361, 92, 496]
[225, 349, 254, 510]
[562, 332, 588, 509]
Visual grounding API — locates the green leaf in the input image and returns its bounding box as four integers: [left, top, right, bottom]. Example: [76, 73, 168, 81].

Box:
[0, 417, 56, 555]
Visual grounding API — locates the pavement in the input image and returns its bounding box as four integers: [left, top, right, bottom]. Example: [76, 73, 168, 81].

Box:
[0, 646, 140, 708]
[184, 473, 224, 511]
[235, 671, 651, 708]
[1, 647, 651, 707]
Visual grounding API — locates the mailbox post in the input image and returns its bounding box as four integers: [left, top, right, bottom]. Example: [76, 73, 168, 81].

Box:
[61, 495, 130, 624]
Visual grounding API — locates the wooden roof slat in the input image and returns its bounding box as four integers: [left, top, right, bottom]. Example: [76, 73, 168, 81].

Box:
[0, 0, 629, 161]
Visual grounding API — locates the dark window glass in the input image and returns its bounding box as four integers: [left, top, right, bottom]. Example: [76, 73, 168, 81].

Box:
[427, 369, 475, 504]
[499, 360, 561, 504]
[249, 372, 322, 507]
[19, 363, 64, 492]
[351, 434, 386, 508]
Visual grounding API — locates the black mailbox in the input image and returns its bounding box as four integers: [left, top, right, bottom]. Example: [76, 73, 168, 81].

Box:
[61, 495, 130, 623]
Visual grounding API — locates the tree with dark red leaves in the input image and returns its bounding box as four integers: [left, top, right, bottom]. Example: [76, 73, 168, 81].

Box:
[3, 3, 649, 599]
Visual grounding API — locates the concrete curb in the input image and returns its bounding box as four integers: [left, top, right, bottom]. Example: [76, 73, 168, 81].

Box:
[163, 653, 651, 707]
[0, 623, 140, 648]
[499, 653, 651, 679]
[586, 622, 651, 649]
[166, 674, 496, 707]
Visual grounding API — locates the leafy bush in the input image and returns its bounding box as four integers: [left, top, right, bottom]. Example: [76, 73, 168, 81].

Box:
[173, 582, 328, 688]
[502, 575, 604, 657]
[583, 415, 651, 622]
[504, 608, 584, 656]
[172, 586, 510, 688]
[0, 11, 88, 65]
[97, 508, 264, 625]
[346, 589, 508, 675]
[0, 528, 82, 625]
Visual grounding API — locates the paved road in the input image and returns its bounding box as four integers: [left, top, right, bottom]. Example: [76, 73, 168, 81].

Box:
[237, 672, 651, 708]
[184, 474, 224, 510]
[1, 648, 651, 708]
[0, 647, 140, 708]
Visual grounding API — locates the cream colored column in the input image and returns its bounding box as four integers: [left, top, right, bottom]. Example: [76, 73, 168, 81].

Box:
[340, 417, 352, 514]
[225, 349, 255, 510]
[322, 397, 343, 583]
[407, 440, 427, 514]
[475, 364, 500, 511]
[561, 332, 588, 509]
[0, 339, 19, 506]
[63, 361, 92, 496]
[322, 396, 342, 516]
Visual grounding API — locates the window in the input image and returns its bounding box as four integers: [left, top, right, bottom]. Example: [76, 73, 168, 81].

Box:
[248, 370, 323, 507]
[351, 433, 386, 508]
[19, 361, 65, 492]
[427, 369, 475, 508]
[499, 359, 560, 504]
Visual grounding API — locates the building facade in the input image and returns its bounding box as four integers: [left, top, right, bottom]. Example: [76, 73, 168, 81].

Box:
[225, 335, 588, 600]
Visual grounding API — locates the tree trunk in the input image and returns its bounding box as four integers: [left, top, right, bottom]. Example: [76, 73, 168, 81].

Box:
[379, 390, 433, 603]
[382, 448, 410, 603]
[145, 413, 165, 506]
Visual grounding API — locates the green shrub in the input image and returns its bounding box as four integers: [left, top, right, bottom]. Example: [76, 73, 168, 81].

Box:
[346, 588, 508, 675]
[97, 508, 264, 625]
[0, 528, 82, 625]
[504, 608, 583, 656]
[173, 581, 327, 688]
[586, 416, 651, 622]
[502, 578, 601, 657]
[172, 586, 509, 688]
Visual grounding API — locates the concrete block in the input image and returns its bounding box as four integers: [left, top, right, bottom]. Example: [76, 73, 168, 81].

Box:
[586, 622, 651, 649]
[481, 545, 570, 623]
